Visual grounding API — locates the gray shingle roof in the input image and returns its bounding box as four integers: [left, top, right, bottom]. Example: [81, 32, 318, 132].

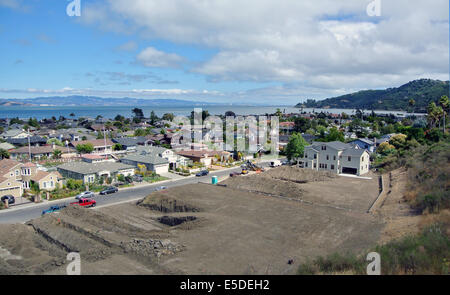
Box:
[341, 148, 367, 157]
[135, 145, 168, 155]
[121, 154, 169, 165]
[310, 141, 351, 151]
[57, 161, 134, 175]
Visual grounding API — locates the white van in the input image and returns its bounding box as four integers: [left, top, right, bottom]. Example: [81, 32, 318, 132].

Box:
[270, 160, 282, 167]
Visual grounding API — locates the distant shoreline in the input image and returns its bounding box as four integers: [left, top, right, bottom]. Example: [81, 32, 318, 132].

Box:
[0, 105, 425, 120]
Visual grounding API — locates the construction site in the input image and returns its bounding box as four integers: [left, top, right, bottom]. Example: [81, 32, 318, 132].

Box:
[0, 166, 392, 275]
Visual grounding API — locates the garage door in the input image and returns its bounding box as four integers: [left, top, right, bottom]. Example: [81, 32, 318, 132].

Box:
[154, 164, 169, 175]
[342, 167, 357, 175]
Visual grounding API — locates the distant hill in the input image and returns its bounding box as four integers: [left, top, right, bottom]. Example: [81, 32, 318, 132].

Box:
[0, 96, 219, 107]
[296, 79, 449, 113]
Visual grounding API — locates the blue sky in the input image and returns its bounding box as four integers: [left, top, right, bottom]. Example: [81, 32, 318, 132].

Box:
[0, 0, 448, 105]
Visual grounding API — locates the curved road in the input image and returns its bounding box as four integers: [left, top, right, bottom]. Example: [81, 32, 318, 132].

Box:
[0, 162, 272, 224]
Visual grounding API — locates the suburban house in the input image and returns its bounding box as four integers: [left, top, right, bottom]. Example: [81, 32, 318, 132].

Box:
[121, 154, 170, 175]
[0, 159, 63, 198]
[7, 135, 47, 147]
[0, 129, 29, 140]
[300, 141, 370, 176]
[279, 121, 295, 133]
[29, 169, 63, 192]
[350, 138, 376, 153]
[134, 146, 191, 169]
[176, 150, 231, 167]
[0, 159, 24, 198]
[57, 161, 135, 184]
[70, 139, 114, 155]
[0, 142, 15, 152]
[9, 145, 76, 161]
[112, 137, 148, 151]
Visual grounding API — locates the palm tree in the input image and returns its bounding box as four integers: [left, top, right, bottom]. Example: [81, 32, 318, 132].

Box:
[439, 95, 449, 133]
[408, 99, 416, 113]
[427, 102, 439, 128]
[52, 149, 62, 159]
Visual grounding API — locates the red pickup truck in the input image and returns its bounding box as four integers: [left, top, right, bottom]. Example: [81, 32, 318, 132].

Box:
[70, 198, 96, 208]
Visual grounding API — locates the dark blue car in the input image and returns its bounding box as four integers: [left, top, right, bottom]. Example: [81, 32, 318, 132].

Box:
[42, 205, 66, 216]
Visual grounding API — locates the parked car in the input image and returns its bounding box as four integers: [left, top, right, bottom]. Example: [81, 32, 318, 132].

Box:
[70, 198, 96, 208]
[155, 186, 167, 191]
[75, 191, 95, 200]
[133, 175, 143, 183]
[270, 160, 282, 167]
[196, 170, 209, 177]
[99, 186, 118, 195]
[1, 195, 15, 205]
[42, 205, 66, 216]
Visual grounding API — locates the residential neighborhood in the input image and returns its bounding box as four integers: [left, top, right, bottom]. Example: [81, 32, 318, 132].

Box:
[0, 106, 431, 206]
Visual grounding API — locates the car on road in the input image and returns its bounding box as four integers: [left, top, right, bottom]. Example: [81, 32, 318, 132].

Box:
[75, 191, 95, 200]
[71, 198, 96, 208]
[99, 186, 118, 195]
[155, 186, 168, 191]
[1, 195, 15, 205]
[195, 170, 209, 177]
[42, 205, 66, 216]
[229, 172, 240, 177]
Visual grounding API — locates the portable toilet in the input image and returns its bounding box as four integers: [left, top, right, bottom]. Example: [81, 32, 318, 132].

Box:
[212, 176, 218, 185]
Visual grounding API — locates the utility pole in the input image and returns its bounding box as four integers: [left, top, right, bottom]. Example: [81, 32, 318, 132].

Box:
[27, 128, 31, 162]
[103, 126, 108, 156]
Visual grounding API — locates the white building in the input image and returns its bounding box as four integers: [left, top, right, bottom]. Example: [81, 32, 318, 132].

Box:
[300, 141, 370, 176]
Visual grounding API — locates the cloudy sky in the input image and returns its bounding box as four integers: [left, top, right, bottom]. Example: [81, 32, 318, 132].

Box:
[0, 0, 448, 105]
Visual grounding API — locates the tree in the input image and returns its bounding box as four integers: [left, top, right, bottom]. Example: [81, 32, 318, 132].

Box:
[377, 142, 395, 156]
[389, 134, 407, 150]
[76, 143, 94, 154]
[294, 117, 311, 133]
[322, 127, 345, 142]
[0, 149, 10, 159]
[439, 95, 449, 133]
[52, 149, 62, 159]
[162, 113, 174, 121]
[112, 143, 123, 151]
[115, 114, 125, 121]
[275, 108, 282, 118]
[285, 133, 308, 162]
[225, 111, 236, 117]
[132, 108, 144, 119]
[408, 99, 416, 113]
[134, 129, 146, 137]
[150, 111, 159, 125]
[427, 102, 440, 128]
[47, 138, 64, 146]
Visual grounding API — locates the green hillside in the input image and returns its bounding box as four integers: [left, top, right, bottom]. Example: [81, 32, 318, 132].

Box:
[297, 79, 449, 112]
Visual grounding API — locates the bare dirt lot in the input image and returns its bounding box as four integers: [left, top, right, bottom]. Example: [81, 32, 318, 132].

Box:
[0, 167, 386, 275]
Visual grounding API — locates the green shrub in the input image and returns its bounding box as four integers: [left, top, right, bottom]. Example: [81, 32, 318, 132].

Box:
[297, 223, 450, 275]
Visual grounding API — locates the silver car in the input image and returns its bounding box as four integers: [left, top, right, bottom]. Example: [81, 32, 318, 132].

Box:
[75, 191, 95, 200]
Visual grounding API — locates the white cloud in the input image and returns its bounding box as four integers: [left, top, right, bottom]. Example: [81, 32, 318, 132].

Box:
[136, 47, 184, 68]
[76, 0, 450, 102]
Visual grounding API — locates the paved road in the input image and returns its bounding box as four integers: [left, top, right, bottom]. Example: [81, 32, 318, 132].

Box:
[0, 162, 272, 224]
